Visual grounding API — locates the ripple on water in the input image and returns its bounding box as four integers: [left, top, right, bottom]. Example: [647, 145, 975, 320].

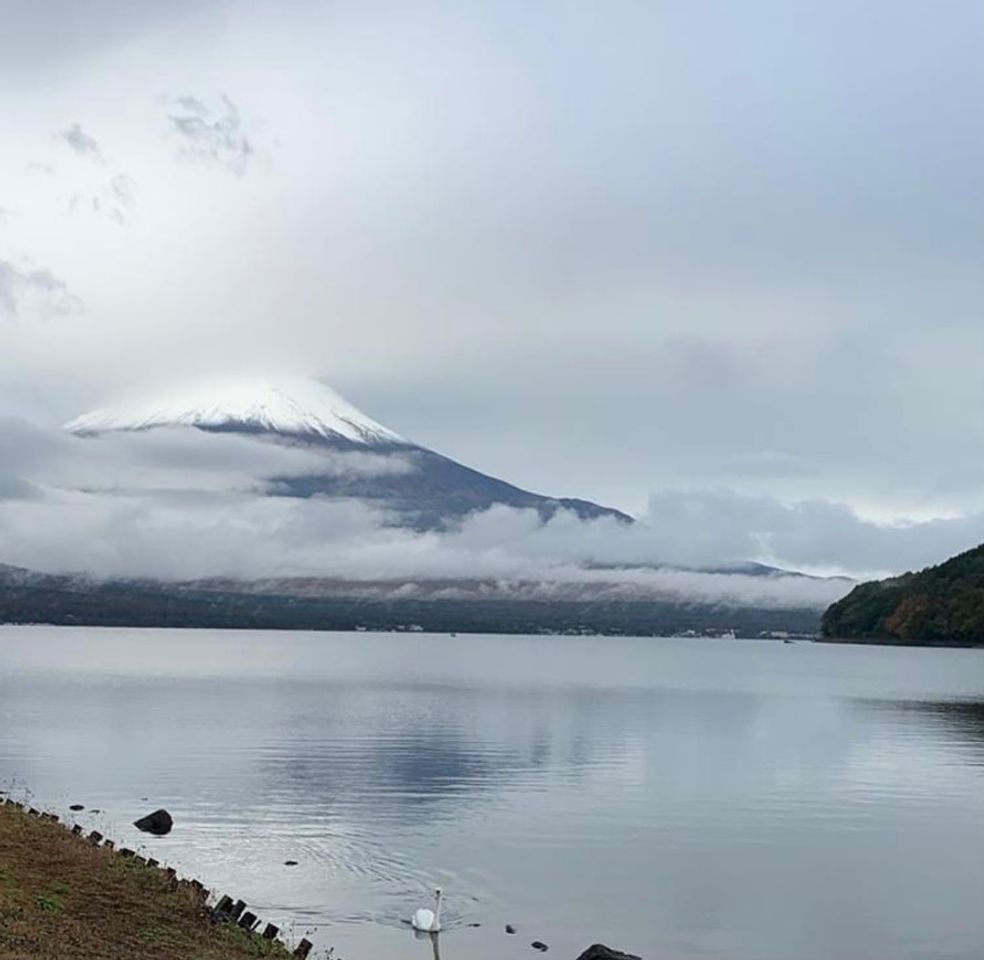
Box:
[2, 628, 983, 960]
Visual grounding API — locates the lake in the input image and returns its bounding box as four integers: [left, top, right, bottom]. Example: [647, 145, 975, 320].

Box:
[1, 626, 982, 959]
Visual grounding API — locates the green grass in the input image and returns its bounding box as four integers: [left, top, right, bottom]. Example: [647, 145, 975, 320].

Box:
[34, 895, 63, 914]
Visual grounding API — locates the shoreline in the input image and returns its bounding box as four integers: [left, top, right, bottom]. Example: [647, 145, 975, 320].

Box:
[0, 798, 310, 960]
[4, 620, 983, 649]
[815, 635, 984, 649]
[1, 794, 639, 960]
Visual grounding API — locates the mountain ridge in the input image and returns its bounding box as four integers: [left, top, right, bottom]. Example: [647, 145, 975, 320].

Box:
[0, 561, 827, 637]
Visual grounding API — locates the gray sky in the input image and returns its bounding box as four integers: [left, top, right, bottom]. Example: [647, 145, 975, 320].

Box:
[1, 0, 982, 579]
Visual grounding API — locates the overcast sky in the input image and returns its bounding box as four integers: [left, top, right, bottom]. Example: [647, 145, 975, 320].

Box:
[1, 0, 982, 579]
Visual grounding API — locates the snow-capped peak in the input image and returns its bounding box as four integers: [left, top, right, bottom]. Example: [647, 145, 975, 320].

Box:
[64, 375, 406, 445]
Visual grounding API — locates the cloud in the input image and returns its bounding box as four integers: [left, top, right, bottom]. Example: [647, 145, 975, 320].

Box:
[0, 418, 848, 605]
[79, 173, 137, 224]
[1, 419, 981, 605]
[0, 0, 981, 567]
[0, 260, 83, 323]
[0, 486, 851, 608]
[174, 94, 209, 116]
[0, 418, 414, 498]
[57, 123, 104, 162]
[639, 490, 984, 578]
[166, 94, 255, 176]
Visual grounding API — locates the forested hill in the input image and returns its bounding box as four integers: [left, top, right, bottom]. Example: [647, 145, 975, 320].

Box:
[821, 544, 984, 646]
[0, 563, 823, 638]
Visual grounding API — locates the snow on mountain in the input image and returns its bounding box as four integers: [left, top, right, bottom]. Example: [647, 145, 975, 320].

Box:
[64, 375, 405, 446]
[63, 373, 633, 530]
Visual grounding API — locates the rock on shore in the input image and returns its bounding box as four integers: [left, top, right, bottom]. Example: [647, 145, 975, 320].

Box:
[575, 946, 642, 960]
[133, 809, 173, 835]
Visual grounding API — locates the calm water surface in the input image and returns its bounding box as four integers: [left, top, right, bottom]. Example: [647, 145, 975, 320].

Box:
[1, 627, 983, 960]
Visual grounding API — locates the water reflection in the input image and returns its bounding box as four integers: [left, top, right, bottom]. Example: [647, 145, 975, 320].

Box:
[1, 627, 983, 960]
[852, 697, 984, 766]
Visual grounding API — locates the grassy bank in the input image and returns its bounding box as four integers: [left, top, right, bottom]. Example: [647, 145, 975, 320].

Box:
[0, 800, 293, 960]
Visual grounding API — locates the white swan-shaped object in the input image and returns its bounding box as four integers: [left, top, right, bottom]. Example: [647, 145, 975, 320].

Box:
[412, 887, 443, 933]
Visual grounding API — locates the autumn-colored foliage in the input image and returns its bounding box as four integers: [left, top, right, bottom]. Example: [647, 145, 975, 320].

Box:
[822, 543, 984, 645]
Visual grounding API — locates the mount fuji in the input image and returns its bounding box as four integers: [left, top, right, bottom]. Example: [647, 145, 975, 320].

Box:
[65, 375, 633, 530]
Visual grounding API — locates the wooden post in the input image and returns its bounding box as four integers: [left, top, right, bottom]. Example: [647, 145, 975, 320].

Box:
[88, 831, 104, 845]
[229, 899, 246, 921]
[238, 911, 257, 930]
[72, 825, 82, 835]
[119, 848, 134, 858]
[147, 858, 159, 868]
[262, 923, 280, 940]
[215, 895, 234, 916]
[294, 939, 314, 959]
[103, 840, 114, 851]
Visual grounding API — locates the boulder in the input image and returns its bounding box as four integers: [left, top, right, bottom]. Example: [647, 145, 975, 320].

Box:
[134, 809, 173, 835]
[575, 947, 642, 960]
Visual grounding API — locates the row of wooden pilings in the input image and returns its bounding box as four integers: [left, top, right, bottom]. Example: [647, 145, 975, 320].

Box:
[1, 796, 314, 959]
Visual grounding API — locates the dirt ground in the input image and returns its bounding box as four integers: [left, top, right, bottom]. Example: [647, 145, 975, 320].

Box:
[0, 800, 292, 960]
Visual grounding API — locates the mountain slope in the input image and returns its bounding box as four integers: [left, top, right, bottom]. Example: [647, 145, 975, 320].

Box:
[821, 543, 984, 646]
[65, 376, 632, 529]
[0, 563, 824, 637]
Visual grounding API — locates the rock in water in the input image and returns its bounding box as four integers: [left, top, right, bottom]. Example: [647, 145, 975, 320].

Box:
[69, 804, 84, 811]
[575, 946, 642, 960]
[531, 941, 549, 952]
[134, 809, 173, 835]
[505, 925, 517, 934]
